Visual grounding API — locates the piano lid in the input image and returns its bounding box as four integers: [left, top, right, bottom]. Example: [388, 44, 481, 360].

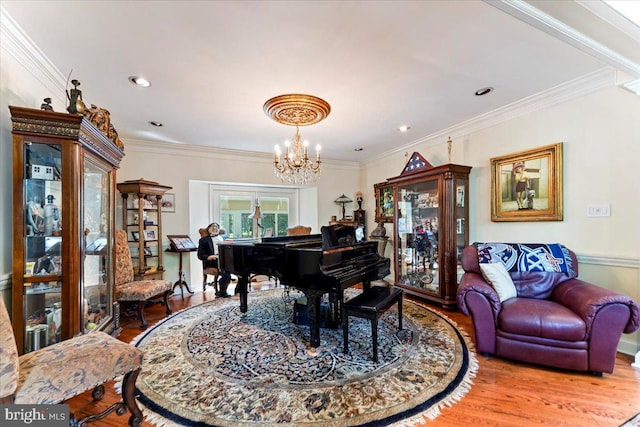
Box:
[321, 224, 357, 250]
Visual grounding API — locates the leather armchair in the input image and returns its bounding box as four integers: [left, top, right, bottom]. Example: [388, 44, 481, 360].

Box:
[457, 244, 639, 375]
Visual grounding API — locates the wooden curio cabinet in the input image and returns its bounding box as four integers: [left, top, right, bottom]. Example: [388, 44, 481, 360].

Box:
[117, 179, 171, 281]
[10, 106, 124, 354]
[376, 153, 471, 309]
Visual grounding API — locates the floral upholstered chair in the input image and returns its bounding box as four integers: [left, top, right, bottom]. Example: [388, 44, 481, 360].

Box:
[115, 229, 173, 329]
[0, 297, 144, 426]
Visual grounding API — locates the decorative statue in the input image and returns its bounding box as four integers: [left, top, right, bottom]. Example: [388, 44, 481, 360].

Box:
[84, 103, 125, 150]
[84, 104, 109, 134]
[370, 222, 387, 238]
[66, 79, 85, 115]
[40, 98, 53, 111]
[108, 123, 124, 150]
[355, 191, 363, 210]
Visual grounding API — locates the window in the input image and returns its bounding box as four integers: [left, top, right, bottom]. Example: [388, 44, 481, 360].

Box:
[211, 185, 298, 238]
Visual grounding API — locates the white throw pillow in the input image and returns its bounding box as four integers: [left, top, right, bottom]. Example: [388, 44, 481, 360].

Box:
[479, 262, 517, 302]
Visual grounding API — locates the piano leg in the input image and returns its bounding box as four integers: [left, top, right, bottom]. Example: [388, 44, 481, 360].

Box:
[301, 289, 324, 348]
[237, 275, 249, 313]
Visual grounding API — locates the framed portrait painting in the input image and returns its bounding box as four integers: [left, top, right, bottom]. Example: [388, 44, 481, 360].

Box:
[374, 182, 394, 223]
[490, 142, 563, 222]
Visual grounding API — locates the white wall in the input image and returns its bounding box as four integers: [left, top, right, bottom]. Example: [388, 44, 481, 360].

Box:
[361, 85, 640, 354]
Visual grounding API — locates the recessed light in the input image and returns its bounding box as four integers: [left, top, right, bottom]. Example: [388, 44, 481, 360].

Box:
[149, 121, 163, 127]
[354, 147, 364, 152]
[398, 125, 411, 132]
[475, 87, 493, 96]
[129, 76, 151, 87]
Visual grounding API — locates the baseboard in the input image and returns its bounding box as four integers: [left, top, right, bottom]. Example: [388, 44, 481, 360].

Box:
[618, 336, 639, 357]
[632, 351, 640, 369]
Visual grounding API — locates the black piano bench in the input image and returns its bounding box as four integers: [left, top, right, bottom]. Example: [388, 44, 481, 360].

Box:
[343, 286, 403, 362]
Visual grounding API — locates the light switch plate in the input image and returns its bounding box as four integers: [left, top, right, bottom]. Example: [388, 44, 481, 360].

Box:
[586, 204, 610, 217]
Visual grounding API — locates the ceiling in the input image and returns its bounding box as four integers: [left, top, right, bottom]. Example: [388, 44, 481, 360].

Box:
[2, 1, 639, 163]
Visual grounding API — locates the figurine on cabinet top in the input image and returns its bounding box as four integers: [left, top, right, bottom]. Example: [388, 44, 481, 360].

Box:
[66, 79, 85, 115]
[40, 98, 53, 111]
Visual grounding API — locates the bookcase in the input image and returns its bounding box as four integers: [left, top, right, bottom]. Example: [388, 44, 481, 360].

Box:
[10, 106, 123, 354]
[116, 179, 172, 280]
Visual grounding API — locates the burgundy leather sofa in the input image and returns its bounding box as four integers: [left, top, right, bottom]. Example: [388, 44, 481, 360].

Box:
[457, 244, 639, 375]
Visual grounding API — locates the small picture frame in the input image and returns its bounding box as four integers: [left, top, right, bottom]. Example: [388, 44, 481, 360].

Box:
[161, 193, 175, 213]
[131, 231, 140, 242]
[456, 185, 465, 207]
[144, 229, 156, 241]
[263, 228, 273, 238]
[143, 247, 152, 257]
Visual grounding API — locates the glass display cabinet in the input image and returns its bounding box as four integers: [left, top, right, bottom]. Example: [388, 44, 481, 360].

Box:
[376, 155, 471, 309]
[11, 106, 124, 354]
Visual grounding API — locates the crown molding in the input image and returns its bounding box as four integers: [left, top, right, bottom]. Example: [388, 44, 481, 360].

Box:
[123, 138, 360, 170]
[485, 0, 640, 78]
[0, 6, 67, 103]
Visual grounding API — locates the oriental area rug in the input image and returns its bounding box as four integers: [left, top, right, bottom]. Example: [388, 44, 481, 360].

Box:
[131, 288, 477, 427]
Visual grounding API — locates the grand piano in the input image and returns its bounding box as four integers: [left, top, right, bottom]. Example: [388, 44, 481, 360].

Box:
[218, 224, 390, 347]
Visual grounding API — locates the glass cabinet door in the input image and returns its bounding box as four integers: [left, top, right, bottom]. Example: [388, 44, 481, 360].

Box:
[82, 157, 113, 333]
[396, 179, 440, 294]
[23, 142, 63, 352]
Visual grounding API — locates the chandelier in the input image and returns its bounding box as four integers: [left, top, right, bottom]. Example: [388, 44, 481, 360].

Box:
[264, 94, 331, 185]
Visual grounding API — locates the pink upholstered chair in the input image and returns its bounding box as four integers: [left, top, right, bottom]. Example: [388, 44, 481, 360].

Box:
[0, 297, 144, 426]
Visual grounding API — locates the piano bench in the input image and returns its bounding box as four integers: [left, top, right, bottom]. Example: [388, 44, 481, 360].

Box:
[343, 286, 403, 362]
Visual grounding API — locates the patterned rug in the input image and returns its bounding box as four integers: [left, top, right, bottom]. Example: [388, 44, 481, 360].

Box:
[621, 413, 640, 427]
[131, 288, 477, 426]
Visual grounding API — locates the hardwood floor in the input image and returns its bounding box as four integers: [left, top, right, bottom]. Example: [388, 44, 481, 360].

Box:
[68, 281, 640, 426]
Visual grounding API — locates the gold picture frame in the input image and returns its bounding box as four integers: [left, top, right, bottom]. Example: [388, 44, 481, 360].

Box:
[491, 142, 563, 222]
[374, 182, 394, 223]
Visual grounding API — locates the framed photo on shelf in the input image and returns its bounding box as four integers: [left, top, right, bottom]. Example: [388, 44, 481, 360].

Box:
[490, 142, 563, 222]
[148, 193, 175, 212]
[161, 193, 175, 213]
[374, 182, 394, 223]
[131, 231, 140, 241]
[144, 229, 156, 241]
[263, 228, 273, 238]
[167, 235, 197, 251]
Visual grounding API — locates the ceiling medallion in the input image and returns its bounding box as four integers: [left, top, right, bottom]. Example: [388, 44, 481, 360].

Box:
[264, 94, 330, 185]
[263, 94, 331, 126]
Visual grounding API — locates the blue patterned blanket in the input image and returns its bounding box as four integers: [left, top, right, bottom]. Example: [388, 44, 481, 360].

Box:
[475, 243, 575, 276]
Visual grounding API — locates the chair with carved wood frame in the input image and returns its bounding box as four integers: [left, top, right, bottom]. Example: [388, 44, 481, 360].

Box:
[0, 298, 144, 426]
[115, 229, 173, 329]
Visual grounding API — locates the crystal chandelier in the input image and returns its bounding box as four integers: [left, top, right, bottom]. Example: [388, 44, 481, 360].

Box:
[264, 94, 331, 185]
